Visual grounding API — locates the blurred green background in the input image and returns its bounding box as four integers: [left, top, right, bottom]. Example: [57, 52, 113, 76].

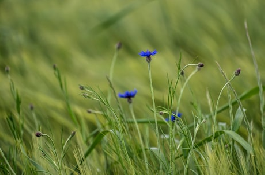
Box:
[0, 0, 264, 149]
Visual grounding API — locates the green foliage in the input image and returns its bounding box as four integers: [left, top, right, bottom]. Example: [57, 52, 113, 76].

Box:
[232, 107, 245, 132]
[0, 0, 265, 174]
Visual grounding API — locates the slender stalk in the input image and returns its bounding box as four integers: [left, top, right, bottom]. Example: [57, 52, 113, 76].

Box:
[0, 148, 16, 175]
[107, 48, 119, 104]
[215, 62, 251, 133]
[129, 103, 149, 174]
[148, 63, 160, 149]
[213, 75, 235, 134]
[176, 69, 198, 114]
[173, 69, 197, 173]
[244, 21, 265, 148]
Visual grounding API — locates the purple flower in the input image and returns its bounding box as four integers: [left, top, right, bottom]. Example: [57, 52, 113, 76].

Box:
[118, 89, 137, 103]
[165, 112, 182, 122]
[139, 50, 157, 63]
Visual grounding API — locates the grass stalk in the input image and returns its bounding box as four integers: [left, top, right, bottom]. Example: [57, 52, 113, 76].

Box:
[213, 75, 235, 134]
[147, 63, 160, 150]
[107, 46, 120, 104]
[129, 103, 149, 174]
[215, 62, 251, 132]
[0, 147, 16, 175]
[244, 21, 265, 149]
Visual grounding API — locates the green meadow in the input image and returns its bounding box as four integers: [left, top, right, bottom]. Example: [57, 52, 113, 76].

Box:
[0, 0, 265, 174]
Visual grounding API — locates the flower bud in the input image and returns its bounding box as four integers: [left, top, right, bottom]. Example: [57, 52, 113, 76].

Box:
[235, 68, 241, 76]
[35, 131, 43, 137]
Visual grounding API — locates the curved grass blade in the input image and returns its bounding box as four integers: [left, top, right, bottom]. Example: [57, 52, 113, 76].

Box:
[20, 145, 48, 173]
[91, 1, 144, 34]
[213, 86, 265, 115]
[232, 107, 245, 132]
[223, 130, 253, 153]
[83, 130, 110, 158]
[175, 130, 252, 159]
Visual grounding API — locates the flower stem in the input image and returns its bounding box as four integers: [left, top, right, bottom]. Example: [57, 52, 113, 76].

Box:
[213, 75, 235, 134]
[107, 49, 119, 104]
[148, 63, 160, 149]
[129, 103, 149, 174]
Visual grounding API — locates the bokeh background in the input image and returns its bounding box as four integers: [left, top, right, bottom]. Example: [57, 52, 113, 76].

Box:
[0, 0, 264, 150]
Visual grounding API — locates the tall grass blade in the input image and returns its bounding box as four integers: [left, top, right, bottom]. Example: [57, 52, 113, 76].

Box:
[91, 2, 143, 34]
[223, 130, 253, 153]
[176, 130, 252, 160]
[20, 145, 47, 173]
[15, 91, 21, 115]
[83, 130, 110, 160]
[232, 107, 245, 132]
[244, 21, 265, 149]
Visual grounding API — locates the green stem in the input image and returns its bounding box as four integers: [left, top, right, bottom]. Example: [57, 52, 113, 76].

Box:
[129, 103, 149, 174]
[245, 21, 265, 148]
[213, 75, 235, 134]
[148, 63, 160, 149]
[0, 148, 16, 175]
[174, 69, 197, 173]
[176, 69, 197, 113]
[107, 49, 119, 104]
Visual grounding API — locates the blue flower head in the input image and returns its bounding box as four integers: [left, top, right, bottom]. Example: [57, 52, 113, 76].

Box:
[118, 89, 137, 103]
[139, 49, 157, 63]
[165, 112, 182, 122]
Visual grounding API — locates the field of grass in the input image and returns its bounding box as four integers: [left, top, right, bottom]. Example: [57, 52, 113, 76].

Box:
[0, 0, 265, 174]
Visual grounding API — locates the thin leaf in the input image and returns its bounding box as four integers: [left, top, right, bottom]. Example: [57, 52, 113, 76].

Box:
[90, 2, 143, 34]
[223, 130, 253, 153]
[182, 138, 189, 159]
[83, 130, 110, 158]
[232, 107, 245, 131]
[176, 130, 252, 160]
[193, 131, 225, 149]
[9, 79, 16, 100]
[16, 91, 21, 115]
[20, 145, 47, 173]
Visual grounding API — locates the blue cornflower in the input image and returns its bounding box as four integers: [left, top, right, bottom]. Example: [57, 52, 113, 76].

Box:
[165, 112, 182, 122]
[118, 89, 137, 103]
[139, 49, 157, 63]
